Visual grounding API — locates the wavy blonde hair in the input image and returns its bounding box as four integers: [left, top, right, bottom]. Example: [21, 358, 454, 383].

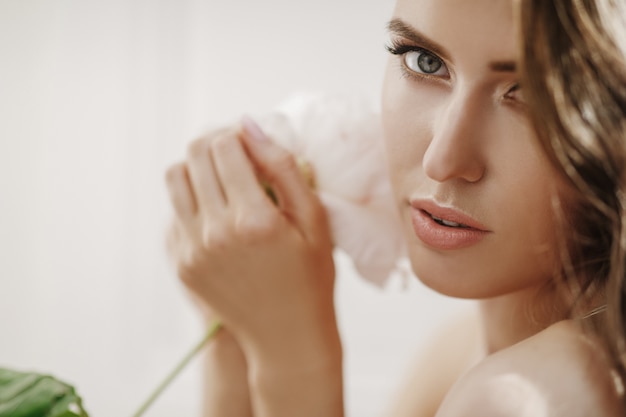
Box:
[518, 0, 626, 401]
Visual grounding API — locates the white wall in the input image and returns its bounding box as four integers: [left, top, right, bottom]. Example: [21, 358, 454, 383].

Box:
[0, 1, 470, 416]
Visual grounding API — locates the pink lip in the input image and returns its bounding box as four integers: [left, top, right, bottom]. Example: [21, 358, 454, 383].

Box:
[409, 199, 490, 250]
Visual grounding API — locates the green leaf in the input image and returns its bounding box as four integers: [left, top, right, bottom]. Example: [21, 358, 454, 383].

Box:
[0, 368, 89, 417]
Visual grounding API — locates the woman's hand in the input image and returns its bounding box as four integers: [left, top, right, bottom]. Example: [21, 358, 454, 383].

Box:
[165, 118, 340, 370]
[165, 118, 344, 416]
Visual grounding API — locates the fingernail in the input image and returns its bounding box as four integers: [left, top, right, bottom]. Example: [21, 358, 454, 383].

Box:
[241, 115, 268, 142]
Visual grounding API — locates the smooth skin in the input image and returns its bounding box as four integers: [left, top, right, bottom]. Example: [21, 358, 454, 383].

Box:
[165, 0, 623, 415]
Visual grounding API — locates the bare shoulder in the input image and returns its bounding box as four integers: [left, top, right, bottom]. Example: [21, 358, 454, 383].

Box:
[387, 306, 484, 417]
[435, 320, 623, 417]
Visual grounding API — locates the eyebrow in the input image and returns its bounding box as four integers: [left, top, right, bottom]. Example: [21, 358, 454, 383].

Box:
[386, 18, 518, 73]
[387, 18, 451, 62]
[489, 61, 517, 73]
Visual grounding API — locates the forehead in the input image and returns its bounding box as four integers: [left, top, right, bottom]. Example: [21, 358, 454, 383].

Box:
[391, 0, 518, 62]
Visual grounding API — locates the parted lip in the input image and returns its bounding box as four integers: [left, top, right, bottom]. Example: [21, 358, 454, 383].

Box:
[409, 199, 490, 232]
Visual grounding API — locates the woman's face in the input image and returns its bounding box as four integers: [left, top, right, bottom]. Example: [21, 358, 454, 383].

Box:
[382, 0, 563, 298]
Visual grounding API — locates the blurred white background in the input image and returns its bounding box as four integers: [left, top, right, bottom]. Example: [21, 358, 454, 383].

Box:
[0, 1, 471, 416]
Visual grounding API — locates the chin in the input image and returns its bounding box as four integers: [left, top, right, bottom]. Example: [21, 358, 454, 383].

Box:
[411, 265, 488, 299]
[407, 249, 538, 300]
[408, 250, 478, 298]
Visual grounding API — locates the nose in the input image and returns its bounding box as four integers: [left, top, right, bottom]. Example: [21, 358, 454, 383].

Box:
[422, 87, 487, 183]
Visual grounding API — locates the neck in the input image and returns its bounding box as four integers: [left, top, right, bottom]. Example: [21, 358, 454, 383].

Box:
[478, 285, 564, 354]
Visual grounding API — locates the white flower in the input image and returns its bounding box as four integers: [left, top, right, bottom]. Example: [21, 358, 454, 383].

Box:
[256, 92, 406, 287]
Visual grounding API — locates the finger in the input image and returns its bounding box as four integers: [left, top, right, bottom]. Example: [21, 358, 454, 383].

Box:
[240, 116, 327, 239]
[186, 134, 227, 215]
[165, 162, 198, 220]
[211, 130, 270, 209]
[165, 219, 189, 263]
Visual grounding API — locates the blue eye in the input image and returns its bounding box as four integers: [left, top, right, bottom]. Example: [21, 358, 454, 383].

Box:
[386, 42, 450, 79]
[404, 50, 448, 76]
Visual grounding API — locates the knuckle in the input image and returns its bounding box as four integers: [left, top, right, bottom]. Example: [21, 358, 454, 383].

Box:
[270, 150, 297, 172]
[187, 126, 238, 159]
[211, 132, 237, 156]
[187, 136, 211, 159]
[174, 247, 198, 282]
[233, 210, 282, 243]
[201, 223, 231, 252]
[177, 260, 201, 287]
[176, 243, 214, 286]
[165, 162, 185, 185]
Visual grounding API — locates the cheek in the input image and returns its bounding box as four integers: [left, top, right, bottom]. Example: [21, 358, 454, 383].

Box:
[496, 132, 561, 255]
[381, 64, 434, 191]
[381, 63, 410, 157]
[509, 173, 562, 272]
[484, 109, 562, 263]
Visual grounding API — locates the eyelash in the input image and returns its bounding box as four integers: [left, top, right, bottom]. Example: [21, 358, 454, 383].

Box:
[385, 40, 420, 57]
[385, 40, 448, 82]
[504, 83, 521, 99]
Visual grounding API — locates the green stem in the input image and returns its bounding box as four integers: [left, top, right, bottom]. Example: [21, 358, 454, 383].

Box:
[130, 320, 223, 417]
